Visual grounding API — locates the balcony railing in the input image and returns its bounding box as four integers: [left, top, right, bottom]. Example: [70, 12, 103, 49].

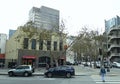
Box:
[108, 44, 120, 51]
[108, 35, 120, 42]
[109, 53, 120, 59]
[107, 25, 120, 35]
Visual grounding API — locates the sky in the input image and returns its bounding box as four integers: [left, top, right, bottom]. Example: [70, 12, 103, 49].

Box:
[0, 0, 120, 36]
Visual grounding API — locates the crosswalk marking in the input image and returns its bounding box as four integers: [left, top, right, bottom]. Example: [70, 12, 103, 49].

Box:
[96, 81, 120, 83]
[91, 75, 120, 84]
[94, 80, 120, 84]
[95, 80, 120, 82]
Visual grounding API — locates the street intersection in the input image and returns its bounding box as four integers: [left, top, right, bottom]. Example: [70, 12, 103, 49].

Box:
[0, 65, 120, 84]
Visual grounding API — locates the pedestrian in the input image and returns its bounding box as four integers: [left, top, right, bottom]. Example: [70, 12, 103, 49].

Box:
[46, 63, 49, 70]
[100, 66, 106, 82]
[32, 63, 35, 73]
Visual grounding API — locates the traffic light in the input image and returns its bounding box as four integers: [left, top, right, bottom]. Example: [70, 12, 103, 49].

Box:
[99, 48, 102, 55]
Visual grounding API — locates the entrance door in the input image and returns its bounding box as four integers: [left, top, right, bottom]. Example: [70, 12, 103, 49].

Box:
[28, 60, 32, 65]
[22, 59, 35, 66]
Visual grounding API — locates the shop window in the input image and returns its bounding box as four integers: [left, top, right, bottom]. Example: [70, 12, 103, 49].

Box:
[38, 57, 51, 67]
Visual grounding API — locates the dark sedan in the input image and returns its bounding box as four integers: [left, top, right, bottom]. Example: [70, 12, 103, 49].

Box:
[44, 65, 75, 78]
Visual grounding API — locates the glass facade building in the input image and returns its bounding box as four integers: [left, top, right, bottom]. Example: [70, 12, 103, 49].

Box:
[105, 16, 120, 34]
[29, 6, 59, 32]
[9, 29, 16, 39]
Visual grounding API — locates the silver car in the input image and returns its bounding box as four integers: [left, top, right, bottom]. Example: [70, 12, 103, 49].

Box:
[112, 62, 120, 68]
[8, 65, 33, 77]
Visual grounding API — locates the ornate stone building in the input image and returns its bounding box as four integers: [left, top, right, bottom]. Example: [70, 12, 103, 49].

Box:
[5, 26, 67, 68]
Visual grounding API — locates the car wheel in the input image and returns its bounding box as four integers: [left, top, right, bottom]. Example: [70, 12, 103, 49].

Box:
[66, 73, 71, 78]
[9, 72, 14, 77]
[47, 73, 52, 78]
[24, 72, 29, 77]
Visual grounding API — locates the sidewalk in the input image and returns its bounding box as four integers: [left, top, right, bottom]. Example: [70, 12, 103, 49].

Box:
[75, 65, 120, 76]
[0, 65, 119, 76]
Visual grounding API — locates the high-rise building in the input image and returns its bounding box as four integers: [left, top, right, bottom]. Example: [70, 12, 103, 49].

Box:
[29, 6, 59, 32]
[9, 29, 16, 39]
[0, 33, 6, 67]
[0, 33, 7, 54]
[105, 16, 120, 62]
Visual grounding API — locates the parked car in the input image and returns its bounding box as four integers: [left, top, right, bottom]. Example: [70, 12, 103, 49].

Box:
[73, 62, 78, 65]
[112, 62, 120, 68]
[103, 61, 109, 68]
[66, 61, 73, 65]
[44, 65, 75, 78]
[8, 65, 34, 77]
[38, 63, 47, 67]
[103, 61, 112, 68]
[96, 61, 101, 68]
[81, 62, 86, 65]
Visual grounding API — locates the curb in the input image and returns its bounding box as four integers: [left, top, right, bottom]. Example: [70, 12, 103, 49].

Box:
[0, 73, 45, 76]
[0, 73, 44, 76]
[0, 72, 90, 76]
[0, 73, 118, 76]
[0, 73, 88, 76]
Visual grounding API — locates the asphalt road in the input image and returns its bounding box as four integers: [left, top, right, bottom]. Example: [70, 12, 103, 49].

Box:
[0, 75, 95, 84]
[0, 65, 120, 84]
[0, 72, 120, 84]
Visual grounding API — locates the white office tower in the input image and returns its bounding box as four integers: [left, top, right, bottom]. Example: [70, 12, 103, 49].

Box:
[0, 33, 7, 54]
[29, 6, 59, 32]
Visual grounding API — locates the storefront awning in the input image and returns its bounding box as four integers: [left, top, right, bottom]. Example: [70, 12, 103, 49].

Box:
[22, 55, 36, 59]
[0, 54, 5, 59]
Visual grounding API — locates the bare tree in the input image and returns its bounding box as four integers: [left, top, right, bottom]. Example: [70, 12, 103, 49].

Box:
[71, 26, 105, 67]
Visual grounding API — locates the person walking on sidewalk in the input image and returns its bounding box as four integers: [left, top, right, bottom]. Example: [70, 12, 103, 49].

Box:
[100, 66, 106, 82]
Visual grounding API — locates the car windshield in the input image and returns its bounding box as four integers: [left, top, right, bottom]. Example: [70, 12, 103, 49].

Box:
[48, 68, 54, 71]
[54, 66, 61, 70]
